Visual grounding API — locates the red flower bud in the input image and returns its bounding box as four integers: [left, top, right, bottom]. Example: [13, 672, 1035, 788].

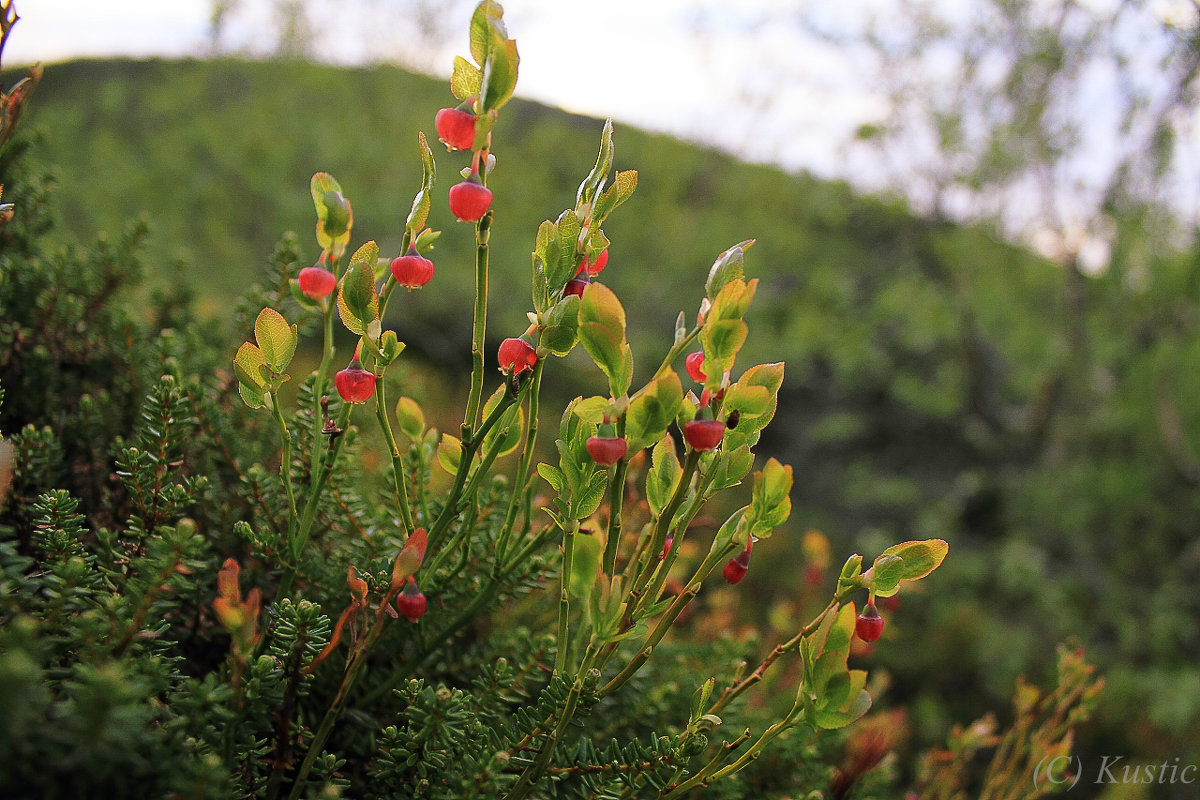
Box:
[449, 175, 493, 222]
[855, 603, 884, 642]
[298, 266, 337, 300]
[586, 435, 628, 466]
[498, 337, 538, 375]
[396, 577, 427, 623]
[391, 249, 433, 289]
[683, 419, 725, 451]
[335, 359, 376, 404]
[685, 351, 706, 383]
[723, 560, 747, 584]
[434, 106, 477, 151]
[723, 540, 753, 584]
[576, 249, 609, 277]
[563, 277, 589, 298]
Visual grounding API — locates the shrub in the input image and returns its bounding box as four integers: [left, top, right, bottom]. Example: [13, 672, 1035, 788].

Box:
[0, 3, 1105, 798]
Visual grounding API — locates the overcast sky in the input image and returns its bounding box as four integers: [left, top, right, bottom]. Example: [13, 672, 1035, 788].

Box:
[8, 0, 1200, 260]
[1, 0, 882, 181]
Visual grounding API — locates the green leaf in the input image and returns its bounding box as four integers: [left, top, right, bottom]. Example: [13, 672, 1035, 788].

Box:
[578, 283, 633, 397]
[378, 330, 405, 366]
[238, 381, 265, 409]
[551, 209, 583, 289]
[394, 397, 425, 440]
[821, 603, 855, 660]
[405, 133, 437, 236]
[310, 173, 353, 256]
[625, 369, 683, 452]
[722, 384, 771, 418]
[814, 653, 850, 705]
[647, 436, 682, 517]
[571, 395, 613, 426]
[706, 240, 753, 300]
[708, 277, 758, 323]
[573, 470, 610, 520]
[591, 169, 638, 229]
[866, 554, 906, 597]
[690, 677, 716, 725]
[253, 308, 297, 373]
[464, 1, 519, 113]
[880, 539, 949, 582]
[537, 463, 566, 494]
[709, 444, 754, 491]
[723, 362, 785, 451]
[838, 554, 864, 593]
[568, 527, 603, 601]
[437, 433, 464, 475]
[540, 294, 580, 356]
[451, 55, 483, 101]
[577, 120, 615, 209]
[532, 219, 560, 312]
[481, 385, 525, 458]
[700, 319, 748, 383]
[234, 342, 268, 391]
[337, 241, 381, 335]
[310, 172, 342, 242]
[815, 682, 871, 729]
[741, 458, 792, 540]
[481, 38, 519, 112]
[708, 506, 749, 558]
[468, 2, 493, 65]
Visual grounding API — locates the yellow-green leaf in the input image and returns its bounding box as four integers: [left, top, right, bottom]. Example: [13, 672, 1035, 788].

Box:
[647, 435, 682, 517]
[481, 385, 525, 458]
[394, 397, 425, 440]
[705, 240, 754, 300]
[437, 434, 463, 475]
[451, 55, 483, 101]
[880, 539, 949, 583]
[234, 342, 268, 390]
[254, 308, 297, 373]
[568, 527, 604, 601]
[337, 241, 380, 335]
[625, 369, 683, 452]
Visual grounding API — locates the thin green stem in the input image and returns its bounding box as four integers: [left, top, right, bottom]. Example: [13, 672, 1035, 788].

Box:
[269, 395, 299, 526]
[639, 461, 718, 620]
[554, 519, 579, 675]
[657, 729, 752, 799]
[286, 608, 388, 800]
[357, 520, 558, 707]
[463, 210, 493, 433]
[600, 415, 629, 577]
[503, 648, 599, 800]
[276, 401, 352, 599]
[426, 378, 523, 551]
[373, 376, 416, 535]
[308, 287, 338, 495]
[599, 536, 734, 696]
[627, 450, 701, 613]
[707, 589, 853, 717]
[496, 360, 544, 566]
[652, 325, 701, 381]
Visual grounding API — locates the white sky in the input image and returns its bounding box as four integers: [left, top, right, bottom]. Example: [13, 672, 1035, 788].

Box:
[1, 0, 883, 180]
[7, 0, 1200, 258]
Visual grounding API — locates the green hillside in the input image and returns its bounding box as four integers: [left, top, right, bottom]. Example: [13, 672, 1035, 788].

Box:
[14, 56, 1200, 777]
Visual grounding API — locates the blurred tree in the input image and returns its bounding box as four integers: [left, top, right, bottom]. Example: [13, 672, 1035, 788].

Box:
[800, 0, 1200, 443]
[206, 0, 474, 68]
[830, 0, 1200, 255]
[208, 0, 241, 54]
